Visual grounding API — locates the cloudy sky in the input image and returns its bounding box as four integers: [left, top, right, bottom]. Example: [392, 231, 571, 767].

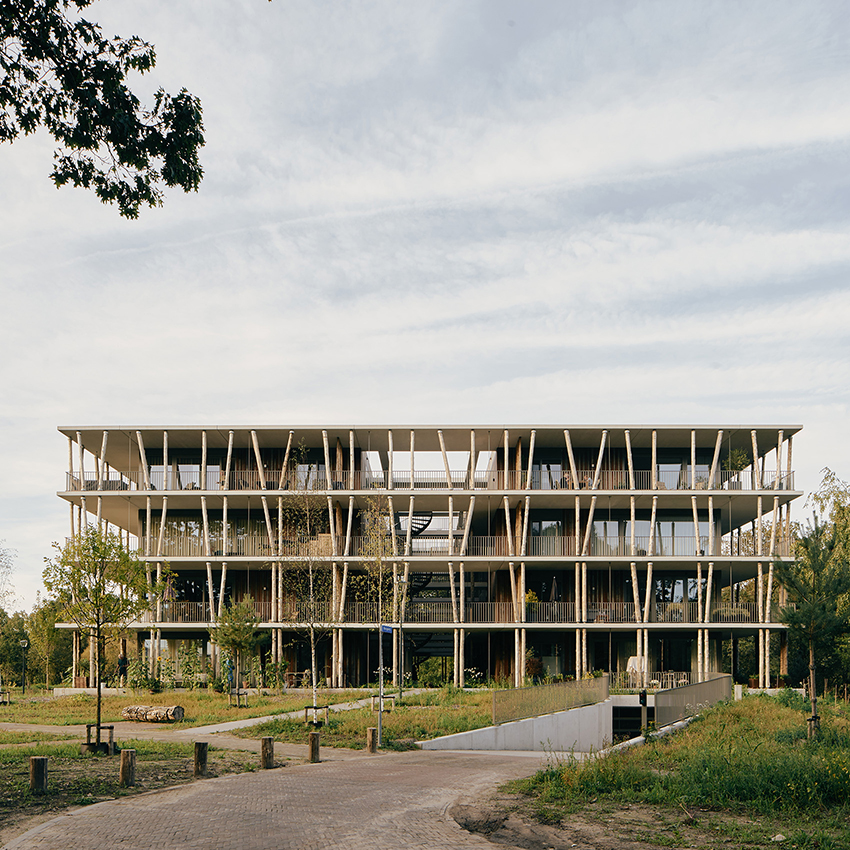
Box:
[2, 0, 849, 608]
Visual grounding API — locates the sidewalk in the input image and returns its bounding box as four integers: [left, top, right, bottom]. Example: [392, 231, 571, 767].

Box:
[3, 749, 547, 850]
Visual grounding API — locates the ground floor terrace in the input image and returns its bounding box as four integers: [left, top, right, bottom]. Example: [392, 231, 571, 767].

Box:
[103, 622, 783, 690]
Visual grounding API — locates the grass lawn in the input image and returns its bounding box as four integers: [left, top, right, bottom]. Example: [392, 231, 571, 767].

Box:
[238, 687, 493, 749]
[0, 739, 263, 844]
[505, 691, 850, 849]
[0, 688, 366, 728]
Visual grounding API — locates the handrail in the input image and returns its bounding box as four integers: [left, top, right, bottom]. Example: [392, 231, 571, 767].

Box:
[65, 468, 796, 493]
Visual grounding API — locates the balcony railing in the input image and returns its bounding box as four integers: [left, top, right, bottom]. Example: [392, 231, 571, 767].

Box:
[610, 671, 699, 692]
[137, 598, 789, 626]
[66, 467, 795, 493]
[138, 531, 792, 560]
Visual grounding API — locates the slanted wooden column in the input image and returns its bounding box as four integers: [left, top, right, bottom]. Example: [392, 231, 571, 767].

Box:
[438, 430, 452, 490]
[751, 430, 762, 489]
[201, 496, 215, 622]
[643, 562, 653, 686]
[278, 431, 294, 490]
[591, 430, 607, 490]
[252, 430, 267, 491]
[136, 431, 151, 490]
[525, 430, 536, 490]
[709, 430, 723, 490]
[630, 560, 643, 676]
[704, 562, 714, 677]
[564, 430, 579, 491]
[223, 430, 234, 491]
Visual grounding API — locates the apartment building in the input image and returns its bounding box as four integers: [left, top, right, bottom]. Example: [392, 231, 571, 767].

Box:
[58, 425, 801, 688]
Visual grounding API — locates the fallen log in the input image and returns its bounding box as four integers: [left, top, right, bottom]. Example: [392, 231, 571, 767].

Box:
[121, 705, 184, 723]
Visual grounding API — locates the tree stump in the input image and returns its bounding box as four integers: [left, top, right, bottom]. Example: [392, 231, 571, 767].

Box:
[119, 749, 136, 787]
[30, 756, 48, 794]
[260, 737, 274, 769]
[122, 705, 184, 723]
[194, 741, 208, 777]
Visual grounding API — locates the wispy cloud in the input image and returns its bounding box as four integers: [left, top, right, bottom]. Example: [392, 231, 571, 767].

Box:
[1, 0, 848, 604]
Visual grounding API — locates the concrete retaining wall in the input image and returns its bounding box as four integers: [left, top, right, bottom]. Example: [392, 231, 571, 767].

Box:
[420, 698, 612, 753]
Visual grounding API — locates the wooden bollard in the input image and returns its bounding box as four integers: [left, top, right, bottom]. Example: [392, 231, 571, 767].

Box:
[29, 756, 48, 795]
[260, 736, 274, 769]
[366, 727, 377, 754]
[119, 749, 136, 787]
[308, 731, 320, 763]
[194, 741, 208, 777]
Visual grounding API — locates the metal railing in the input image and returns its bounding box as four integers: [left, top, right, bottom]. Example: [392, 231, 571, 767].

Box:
[654, 673, 732, 727]
[139, 530, 793, 560]
[137, 598, 787, 626]
[610, 670, 697, 692]
[492, 674, 609, 725]
[66, 467, 795, 493]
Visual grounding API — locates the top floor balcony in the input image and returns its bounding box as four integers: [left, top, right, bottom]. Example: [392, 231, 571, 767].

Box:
[64, 467, 795, 494]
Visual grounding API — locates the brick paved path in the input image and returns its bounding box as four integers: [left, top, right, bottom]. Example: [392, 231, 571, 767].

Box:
[3, 750, 546, 850]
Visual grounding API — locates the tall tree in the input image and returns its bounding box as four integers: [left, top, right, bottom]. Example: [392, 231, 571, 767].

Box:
[43, 525, 154, 746]
[774, 519, 850, 736]
[1, 0, 204, 217]
[0, 540, 14, 609]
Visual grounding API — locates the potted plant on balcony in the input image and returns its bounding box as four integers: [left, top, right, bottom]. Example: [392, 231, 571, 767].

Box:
[723, 449, 750, 489]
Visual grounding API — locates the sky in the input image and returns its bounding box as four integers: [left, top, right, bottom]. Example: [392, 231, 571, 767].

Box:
[2, 0, 849, 609]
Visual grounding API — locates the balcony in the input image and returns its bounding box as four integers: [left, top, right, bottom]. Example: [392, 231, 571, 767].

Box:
[137, 531, 792, 560]
[137, 598, 787, 626]
[65, 467, 795, 494]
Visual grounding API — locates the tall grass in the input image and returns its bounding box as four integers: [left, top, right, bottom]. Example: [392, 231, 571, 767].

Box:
[514, 694, 850, 816]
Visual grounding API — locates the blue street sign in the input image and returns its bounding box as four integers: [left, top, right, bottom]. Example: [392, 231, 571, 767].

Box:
[380, 625, 393, 634]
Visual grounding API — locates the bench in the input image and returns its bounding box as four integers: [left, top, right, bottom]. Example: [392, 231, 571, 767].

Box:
[228, 689, 249, 708]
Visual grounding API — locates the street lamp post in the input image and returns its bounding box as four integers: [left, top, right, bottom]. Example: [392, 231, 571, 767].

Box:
[19, 639, 29, 696]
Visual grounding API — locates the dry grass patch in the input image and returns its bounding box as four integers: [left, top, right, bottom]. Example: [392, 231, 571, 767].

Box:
[240, 687, 492, 749]
[0, 689, 365, 727]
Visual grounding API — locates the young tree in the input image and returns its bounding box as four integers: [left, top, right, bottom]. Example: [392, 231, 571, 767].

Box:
[43, 525, 154, 746]
[278, 457, 335, 710]
[360, 495, 395, 746]
[1, 0, 204, 217]
[774, 519, 850, 736]
[209, 596, 260, 688]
